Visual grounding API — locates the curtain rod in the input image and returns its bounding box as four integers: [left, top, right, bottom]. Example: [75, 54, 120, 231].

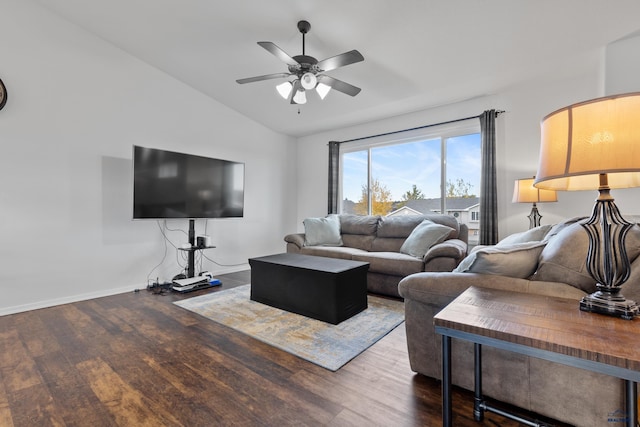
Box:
[337, 110, 504, 144]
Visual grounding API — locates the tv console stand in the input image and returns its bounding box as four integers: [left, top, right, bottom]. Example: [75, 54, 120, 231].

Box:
[178, 219, 216, 278]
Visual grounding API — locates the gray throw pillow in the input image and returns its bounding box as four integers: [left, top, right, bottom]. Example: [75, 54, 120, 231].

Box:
[497, 224, 553, 247]
[303, 215, 343, 246]
[454, 241, 546, 279]
[399, 220, 454, 258]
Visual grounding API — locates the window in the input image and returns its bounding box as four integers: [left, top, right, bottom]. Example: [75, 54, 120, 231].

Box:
[340, 121, 481, 244]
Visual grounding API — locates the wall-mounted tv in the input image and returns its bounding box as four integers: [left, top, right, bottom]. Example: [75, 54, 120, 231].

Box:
[133, 145, 245, 219]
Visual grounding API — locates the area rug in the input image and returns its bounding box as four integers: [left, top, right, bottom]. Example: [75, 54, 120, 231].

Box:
[174, 284, 404, 371]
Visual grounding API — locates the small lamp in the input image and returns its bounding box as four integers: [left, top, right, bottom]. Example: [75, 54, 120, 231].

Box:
[512, 177, 557, 229]
[534, 92, 640, 319]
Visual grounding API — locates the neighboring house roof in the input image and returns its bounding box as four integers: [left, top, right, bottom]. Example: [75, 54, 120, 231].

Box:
[401, 197, 480, 215]
[342, 197, 479, 216]
[386, 206, 423, 216]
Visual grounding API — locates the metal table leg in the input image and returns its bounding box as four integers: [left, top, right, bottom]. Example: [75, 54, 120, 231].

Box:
[474, 343, 484, 421]
[473, 343, 546, 426]
[442, 335, 452, 427]
[626, 380, 637, 427]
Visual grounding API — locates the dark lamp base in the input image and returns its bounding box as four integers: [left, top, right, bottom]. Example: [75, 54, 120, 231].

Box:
[579, 291, 639, 320]
[527, 204, 542, 229]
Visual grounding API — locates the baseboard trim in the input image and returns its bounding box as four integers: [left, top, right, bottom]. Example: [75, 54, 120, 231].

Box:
[0, 264, 250, 317]
[0, 284, 140, 317]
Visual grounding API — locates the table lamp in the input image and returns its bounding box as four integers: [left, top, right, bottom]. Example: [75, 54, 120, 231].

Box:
[512, 177, 557, 229]
[534, 92, 640, 319]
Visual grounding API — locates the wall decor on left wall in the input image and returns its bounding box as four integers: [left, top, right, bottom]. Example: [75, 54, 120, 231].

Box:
[0, 78, 7, 110]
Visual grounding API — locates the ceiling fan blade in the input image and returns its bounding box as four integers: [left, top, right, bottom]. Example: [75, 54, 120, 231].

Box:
[258, 41, 299, 66]
[236, 72, 292, 84]
[318, 75, 361, 97]
[316, 50, 364, 72]
[290, 79, 302, 104]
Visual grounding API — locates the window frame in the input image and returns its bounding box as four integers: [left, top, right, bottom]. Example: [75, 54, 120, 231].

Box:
[339, 120, 481, 215]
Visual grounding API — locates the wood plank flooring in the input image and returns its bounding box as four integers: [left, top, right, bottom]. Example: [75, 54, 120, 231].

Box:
[0, 270, 568, 426]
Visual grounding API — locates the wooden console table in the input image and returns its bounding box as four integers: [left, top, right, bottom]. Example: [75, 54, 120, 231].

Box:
[434, 286, 640, 427]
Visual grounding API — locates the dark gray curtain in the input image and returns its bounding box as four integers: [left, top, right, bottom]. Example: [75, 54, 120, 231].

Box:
[328, 141, 340, 214]
[479, 110, 498, 245]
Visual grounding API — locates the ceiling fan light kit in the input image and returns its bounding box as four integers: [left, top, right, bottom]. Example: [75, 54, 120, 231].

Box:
[236, 20, 364, 105]
[292, 89, 307, 105]
[300, 72, 317, 90]
[316, 82, 331, 100]
[276, 81, 293, 99]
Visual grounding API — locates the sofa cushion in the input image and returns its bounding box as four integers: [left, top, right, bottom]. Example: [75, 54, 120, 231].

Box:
[532, 222, 594, 291]
[377, 215, 429, 238]
[400, 220, 454, 258]
[376, 214, 459, 238]
[352, 251, 424, 277]
[427, 214, 460, 236]
[340, 234, 376, 252]
[303, 215, 343, 246]
[298, 245, 369, 260]
[497, 224, 553, 246]
[372, 215, 458, 253]
[533, 221, 640, 293]
[339, 214, 380, 235]
[619, 255, 640, 304]
[542, 216, 586, 242]
[371, 237, 407, 253]
[454, 241, 546, 279]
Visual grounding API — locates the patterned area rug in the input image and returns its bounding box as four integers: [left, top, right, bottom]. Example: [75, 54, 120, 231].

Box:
[174, 284, 405, 371]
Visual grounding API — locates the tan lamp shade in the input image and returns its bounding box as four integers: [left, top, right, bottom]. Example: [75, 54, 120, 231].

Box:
[512, 177, 557, 203]
[534, 92, 640, 190]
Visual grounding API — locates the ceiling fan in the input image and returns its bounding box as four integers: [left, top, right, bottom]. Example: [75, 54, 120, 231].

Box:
[236, 20, 364, 105]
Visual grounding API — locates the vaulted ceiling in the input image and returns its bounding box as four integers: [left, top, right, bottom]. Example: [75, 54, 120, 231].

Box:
[33, 0, 640, 137]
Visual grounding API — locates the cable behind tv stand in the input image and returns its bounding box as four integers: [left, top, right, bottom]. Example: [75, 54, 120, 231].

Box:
[178, 219, 215, 278]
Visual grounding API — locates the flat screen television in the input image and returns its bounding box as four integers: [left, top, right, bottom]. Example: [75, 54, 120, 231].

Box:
[133, 145, 245, 219]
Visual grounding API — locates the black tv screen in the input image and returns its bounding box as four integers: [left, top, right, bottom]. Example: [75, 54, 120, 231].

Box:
[133, 145, 245, 219]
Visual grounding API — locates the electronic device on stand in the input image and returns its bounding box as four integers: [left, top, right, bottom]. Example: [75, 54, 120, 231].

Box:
[172, 220, 221, 292]
[177, 220, 215, 278]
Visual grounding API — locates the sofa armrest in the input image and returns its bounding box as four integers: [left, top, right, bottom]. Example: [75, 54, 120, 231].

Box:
[423, 238, 467, 264]
[398, 272, 586, 307]
[457, 223, 469, 244]
[284, 233, 305, 250]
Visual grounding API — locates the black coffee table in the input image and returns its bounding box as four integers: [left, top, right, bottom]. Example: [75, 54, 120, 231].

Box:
[248, 253, 369, 324]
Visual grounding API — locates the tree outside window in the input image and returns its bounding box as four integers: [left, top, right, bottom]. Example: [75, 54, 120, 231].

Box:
[354, 178, 393, 216]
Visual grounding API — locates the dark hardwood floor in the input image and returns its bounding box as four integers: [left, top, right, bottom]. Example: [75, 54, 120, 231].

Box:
[0, 270, 568, 426]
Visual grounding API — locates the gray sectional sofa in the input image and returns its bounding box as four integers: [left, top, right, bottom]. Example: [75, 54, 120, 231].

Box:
[284, 214, 468, 298]
[398, 218, 640, 427]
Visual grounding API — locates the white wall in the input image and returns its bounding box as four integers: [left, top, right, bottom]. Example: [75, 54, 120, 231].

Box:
[296, 46, 640, 240]
[0, 0, 297, 315]
[605, 33, 640, 95]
